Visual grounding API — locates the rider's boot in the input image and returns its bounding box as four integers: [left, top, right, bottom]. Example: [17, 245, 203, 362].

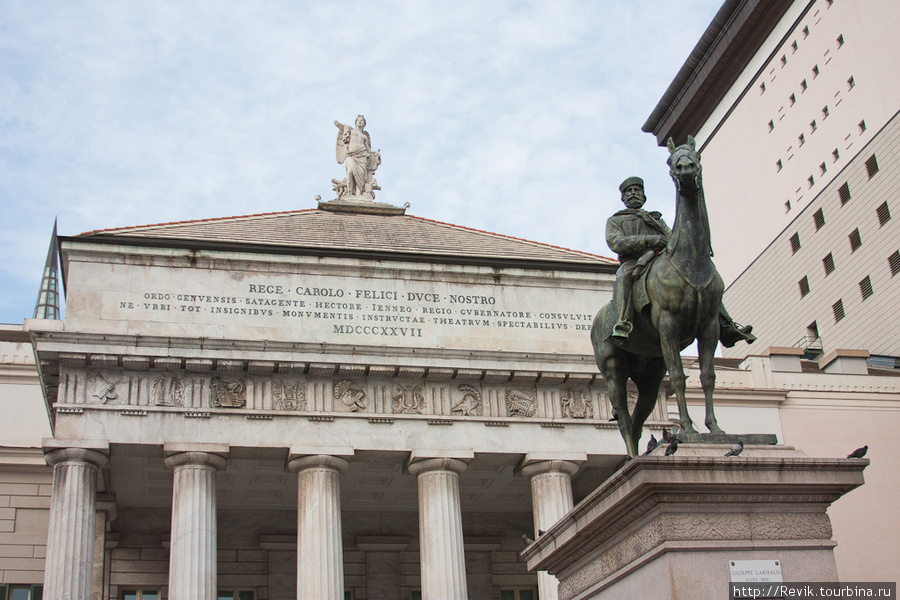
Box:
[719, 315, 756, 348]
[612, 272, 635, 340]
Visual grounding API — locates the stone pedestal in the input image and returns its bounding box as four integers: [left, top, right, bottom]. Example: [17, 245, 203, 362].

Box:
[288, 454, 350, 600]
[523, 445, 867, 600]
[165, 449, 228, 600]
[518, 458, 582, 600]
[407, 455, 471, 600]
[43, 445, 109, 600]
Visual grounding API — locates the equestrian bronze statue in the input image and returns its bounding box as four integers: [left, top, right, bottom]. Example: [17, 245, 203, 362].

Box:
[591, 136, 755, 457]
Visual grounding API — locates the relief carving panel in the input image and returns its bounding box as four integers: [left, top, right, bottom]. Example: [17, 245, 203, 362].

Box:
[273, 380, 307, 411]
[451, 385, 483, 416]
[211, 377, 247, 408]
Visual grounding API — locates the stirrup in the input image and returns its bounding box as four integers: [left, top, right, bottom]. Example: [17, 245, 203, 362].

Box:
[612, 320, 633, 340]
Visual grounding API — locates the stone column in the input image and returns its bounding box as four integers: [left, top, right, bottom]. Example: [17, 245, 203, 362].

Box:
[518, 458, 581, 600]
[288, 454, 350, 600]
[407, 456, 470, 600]
[43, 445, 109, 600]
[165, 449, 228, 600]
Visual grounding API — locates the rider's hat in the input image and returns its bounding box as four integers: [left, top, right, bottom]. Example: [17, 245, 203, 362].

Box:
[619, 176, 644, 193]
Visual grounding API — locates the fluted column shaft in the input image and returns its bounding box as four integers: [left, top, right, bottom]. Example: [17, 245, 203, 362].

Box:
[43, 447, 109, 600]
[520, 460, 579, 600]
[288, 455, 349, 600]
[165, 451, 227, 600]
[408, 458, 469, 600]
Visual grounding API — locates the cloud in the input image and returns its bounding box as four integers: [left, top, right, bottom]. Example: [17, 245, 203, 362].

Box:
[0, 0, 723, 323]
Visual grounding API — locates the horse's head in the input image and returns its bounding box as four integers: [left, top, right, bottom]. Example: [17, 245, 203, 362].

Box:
[666, 135, 702, 196]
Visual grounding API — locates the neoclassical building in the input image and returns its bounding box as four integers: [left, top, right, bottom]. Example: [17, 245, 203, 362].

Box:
[9, 198, 660, 600]
[2, 197, 899, 600]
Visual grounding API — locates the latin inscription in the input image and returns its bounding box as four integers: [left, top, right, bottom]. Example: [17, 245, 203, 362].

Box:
[104, 274, 600, 350]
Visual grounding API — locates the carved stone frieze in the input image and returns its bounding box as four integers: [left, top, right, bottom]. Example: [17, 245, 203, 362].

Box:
[665, 512, 751, 540]
[150, 376, 186, 406]
[749, 512, 832, 540]
[561, 389, 594, 419]
[451, 385, 482, 416]
[334, 380, 366, 412]
[505, 389, 536, 417]
[392, 385, 425, 414]
[273, 380, 307, 411]
[211, 377, 246, 408]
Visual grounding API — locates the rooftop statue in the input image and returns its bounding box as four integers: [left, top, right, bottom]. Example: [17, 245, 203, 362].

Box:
[591, 136, 755, 458]
[333, 115, 381, 202]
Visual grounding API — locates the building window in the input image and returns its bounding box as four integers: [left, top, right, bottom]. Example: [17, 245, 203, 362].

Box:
[122, 591, 159, 600]
[838, 182, 851, 205]
[819, 162, 827, 175]
[849, 228, 862, 252]
[803, 25, 810, 38]
[780, 55, 787, 67]
[865, 154, 879, 178]
[808, 175, 815, 188]
[801, 78, 808, 92]
[799, 133, 806, 146]
[832, 148, 840, 162]
[776, 159, 783, 172]
[799, 276, 810, 297]
[859, 120, 867, 133]
[836, 34, 844, 47]
[832, 299, 845, 322]
[500, 590, 538, 600]
[768, 120, 775, 132]
[823, 252, 835, 275]
[217, 592, 255, 600]
[859, 275, 873, 300]
[889, 250, 900, 276]
[1, 586, 44, 600]
[785, 200, 792, 213]
[848, 76, 855, 89]
[813, 208, 826, 230]
[760, 82, 766, 94]
[790, 232, 801, 253]
[791, 40, 799, 53]
[810, 120, 817, 133]
[788, 93, 796, 107]
[822, 105, 829, 118]
[877, 201, 891, 226]
[812, 64, 820, 78]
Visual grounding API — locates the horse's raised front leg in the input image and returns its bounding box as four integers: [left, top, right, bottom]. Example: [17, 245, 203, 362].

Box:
[698, 314, 723, 433]
[657, 312, 696, 433]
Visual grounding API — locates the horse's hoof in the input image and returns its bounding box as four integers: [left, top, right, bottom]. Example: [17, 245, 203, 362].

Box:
[707, 423, 724, 434]
[680, 424, 698, 434]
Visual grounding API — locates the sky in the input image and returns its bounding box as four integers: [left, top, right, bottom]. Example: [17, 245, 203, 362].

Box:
[0, 1, 724, 324]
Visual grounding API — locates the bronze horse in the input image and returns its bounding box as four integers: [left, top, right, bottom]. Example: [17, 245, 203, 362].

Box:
[591, 136, 724, 457]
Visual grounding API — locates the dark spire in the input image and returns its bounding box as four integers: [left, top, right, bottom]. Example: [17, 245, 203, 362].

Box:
[33, 219, 61, 320]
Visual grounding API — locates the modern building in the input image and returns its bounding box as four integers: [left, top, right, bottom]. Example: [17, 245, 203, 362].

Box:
[643, 0, 900, 365]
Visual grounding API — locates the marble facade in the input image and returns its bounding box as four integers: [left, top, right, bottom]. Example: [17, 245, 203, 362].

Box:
[24, 202, 650, 600]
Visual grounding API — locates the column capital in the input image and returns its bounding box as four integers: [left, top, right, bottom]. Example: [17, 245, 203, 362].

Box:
[288, 454, 350, 474]
[406, 457, 469, 477]
[44, 446, 109, 469]
[164, 451, 227, 471]
[516, 459, 581, 479]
